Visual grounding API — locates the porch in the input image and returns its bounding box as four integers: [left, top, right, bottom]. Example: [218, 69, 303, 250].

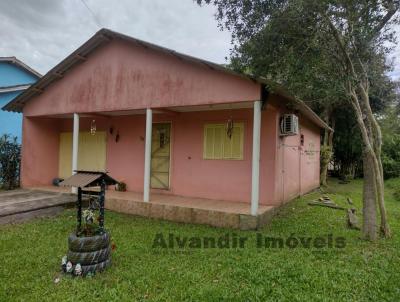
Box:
[32, 186, 278, 230]
[21, 99, 280, 220]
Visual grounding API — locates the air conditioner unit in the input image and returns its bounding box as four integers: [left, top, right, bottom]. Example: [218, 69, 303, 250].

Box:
[280, 114, 299, 136]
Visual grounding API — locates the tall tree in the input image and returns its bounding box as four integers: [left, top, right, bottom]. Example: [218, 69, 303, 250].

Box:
[228, 8, 346, 186]
[198, 0, 400, 239]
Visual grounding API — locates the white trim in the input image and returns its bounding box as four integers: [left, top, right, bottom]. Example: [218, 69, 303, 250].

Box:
[72, 113, 79, 194]
[251, 100, 262, 216]
[143, 108, 152, 202]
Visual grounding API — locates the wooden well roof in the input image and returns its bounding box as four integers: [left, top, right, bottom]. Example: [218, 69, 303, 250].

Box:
[59, 171, 117, 188]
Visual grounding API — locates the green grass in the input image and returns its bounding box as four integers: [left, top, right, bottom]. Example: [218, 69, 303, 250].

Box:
[1, 178, 400, 301]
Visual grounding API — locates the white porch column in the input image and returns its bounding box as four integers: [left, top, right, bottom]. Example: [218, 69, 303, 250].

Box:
[143, 108, 152, 202]
[251, 100, 262, 216]
[72, 113, 79, 193]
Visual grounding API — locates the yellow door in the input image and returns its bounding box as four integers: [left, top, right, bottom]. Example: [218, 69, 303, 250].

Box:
[58, 131, 107, 179]
[151, 123, 171, 189]
[59, 133, 73, 179]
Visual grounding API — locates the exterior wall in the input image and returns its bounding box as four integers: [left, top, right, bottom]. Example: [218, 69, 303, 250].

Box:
[21, 104, 321, 205]
[299, 119, 321, 194]
[0, 62, 39, 140]
[0, 62, 38, 87]
[274, 113, 321, 205]
[21, 106, 278, 205]
[0, 91, 22, 139]
[21, 117, 60, 187]
[23, 39, 260, 117]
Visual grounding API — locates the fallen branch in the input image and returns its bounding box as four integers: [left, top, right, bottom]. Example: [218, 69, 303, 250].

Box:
[308, 201, 346, 210]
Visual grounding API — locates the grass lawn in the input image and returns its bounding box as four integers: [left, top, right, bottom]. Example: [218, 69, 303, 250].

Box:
[1, 178, 400, 301]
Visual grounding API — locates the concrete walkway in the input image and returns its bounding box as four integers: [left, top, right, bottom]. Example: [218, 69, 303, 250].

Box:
[0, 189, 75, 224]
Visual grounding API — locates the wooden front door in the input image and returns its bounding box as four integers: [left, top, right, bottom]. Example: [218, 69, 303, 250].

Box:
[151, 123, 171, 189]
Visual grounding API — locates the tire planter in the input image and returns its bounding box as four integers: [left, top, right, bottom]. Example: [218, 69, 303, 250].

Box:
[66, 231, 112, 276]
[68, 232, 110, 252]
[67, 246, 111, 265]
[80, 258, 111, 276]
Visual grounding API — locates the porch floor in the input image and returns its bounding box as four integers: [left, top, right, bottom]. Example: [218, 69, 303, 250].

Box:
[31, 186, 278, 230]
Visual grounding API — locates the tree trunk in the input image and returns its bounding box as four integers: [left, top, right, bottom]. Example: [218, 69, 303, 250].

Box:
[320, 109, 334, 186]
[320, 143, 331, 186]
[357, 84, 390, 237]
[372, 153, 390, 236]
[349, 90, 390, 239]
[362, 151, 378, 240]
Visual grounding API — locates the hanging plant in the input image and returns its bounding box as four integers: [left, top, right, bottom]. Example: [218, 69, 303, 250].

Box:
[90, 119, 97, 135]
[226, 117, 234, 139]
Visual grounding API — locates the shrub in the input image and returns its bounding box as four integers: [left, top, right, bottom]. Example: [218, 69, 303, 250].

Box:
[0, 134, 21, 190]
[382, 134, 400, 179]
[394, 189, 400, 202]
[386, 178, 400, 201]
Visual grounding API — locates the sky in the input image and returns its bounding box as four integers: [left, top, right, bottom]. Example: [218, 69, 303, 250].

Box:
[0, 0, 232, 75]
[0, 0, 398, 80]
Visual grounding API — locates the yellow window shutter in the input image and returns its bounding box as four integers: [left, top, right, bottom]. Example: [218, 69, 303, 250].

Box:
[204, 125, 215, 159]
[203, 122, 244, 160]
[78, 132, 107, 171]
[231, 123, 244, 159]
[223, 130, 232, 158]
[58, 131, 107, 178]
[213, 125, 224, 159]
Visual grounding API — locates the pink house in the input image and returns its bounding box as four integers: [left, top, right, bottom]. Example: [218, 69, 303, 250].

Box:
[3, 29, 330, 229]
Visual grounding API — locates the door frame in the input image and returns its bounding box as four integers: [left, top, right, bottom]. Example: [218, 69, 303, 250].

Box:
[151, 121, 172, 190]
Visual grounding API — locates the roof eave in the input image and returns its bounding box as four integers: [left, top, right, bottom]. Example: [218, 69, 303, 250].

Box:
[0, 56, 42, 78]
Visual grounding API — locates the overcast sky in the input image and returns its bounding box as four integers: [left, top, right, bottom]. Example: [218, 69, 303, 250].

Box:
[0, 0, 398, 80]
[0, 0, 232, 75]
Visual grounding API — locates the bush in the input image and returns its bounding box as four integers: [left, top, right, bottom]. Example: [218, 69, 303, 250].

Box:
[394, 189, 400, 202]
[386, 178, 400, 201]
[381, 133, 400, 179]
[0, 134, 21, 190]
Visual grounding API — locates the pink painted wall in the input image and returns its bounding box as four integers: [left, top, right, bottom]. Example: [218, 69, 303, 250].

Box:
[21, 104, 320, 205]
[299, 119, 321, 195]
[32, 107, 277, 204]
[21, 117, 60, 187]
[23, 39, 260, 117]
[273, 113, 321, 205]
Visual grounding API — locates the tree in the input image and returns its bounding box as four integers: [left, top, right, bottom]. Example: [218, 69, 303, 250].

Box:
[227, 5, 345, 186]
[198, 0, 400, 239]
[0, 134, 21, 190]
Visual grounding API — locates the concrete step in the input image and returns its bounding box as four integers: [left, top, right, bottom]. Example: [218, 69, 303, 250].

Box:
[0, 206, 66, 225]
[0, 191, 76, 224]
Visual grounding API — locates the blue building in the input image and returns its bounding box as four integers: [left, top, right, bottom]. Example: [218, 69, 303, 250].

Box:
[0, 57, 41, 140]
